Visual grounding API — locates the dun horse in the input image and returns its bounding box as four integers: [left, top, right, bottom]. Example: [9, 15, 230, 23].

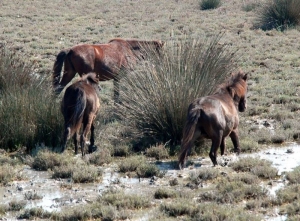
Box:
[61, 72, 100, 156]
[53, 38, 164, 102]
[178, 71, 248, 168]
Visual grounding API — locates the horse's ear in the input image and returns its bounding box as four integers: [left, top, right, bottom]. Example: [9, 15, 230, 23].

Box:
[87, 73, 99, 84]
[160, 40, 165, 47]
[242, 73, 248, 81]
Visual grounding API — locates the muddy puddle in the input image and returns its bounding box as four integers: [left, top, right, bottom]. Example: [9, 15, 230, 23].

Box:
[1, 143, 299, 220]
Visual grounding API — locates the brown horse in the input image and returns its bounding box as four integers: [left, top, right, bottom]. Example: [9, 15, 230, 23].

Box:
[61, 72, 100, 156]
[53, 38, 164, 102]
[178, 71, 248, 168]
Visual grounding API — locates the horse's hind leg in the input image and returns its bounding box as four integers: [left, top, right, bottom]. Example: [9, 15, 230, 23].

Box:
[209, 134, 223, 166]
[90, 123, 95, 146]
[88, 122, 97, 153]
[73, 131, 79, 155]
[80, 120, 93, 156]
[178, 130, 201, 169]
[220, 138, 226, 156]
[229, 130, 241, 155]
[61, 127, 70, 153]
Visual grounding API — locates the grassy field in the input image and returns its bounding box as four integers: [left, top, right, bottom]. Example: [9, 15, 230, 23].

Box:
[1, 0, 300, 220]
[1, 0, 300, 146]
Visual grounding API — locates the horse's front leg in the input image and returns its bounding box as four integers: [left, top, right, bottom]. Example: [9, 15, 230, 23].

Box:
[229, 129, 241, 155]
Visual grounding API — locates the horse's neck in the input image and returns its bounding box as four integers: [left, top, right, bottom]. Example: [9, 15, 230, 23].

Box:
[214, 88, 237, 105]
[127, 40, 156, 49]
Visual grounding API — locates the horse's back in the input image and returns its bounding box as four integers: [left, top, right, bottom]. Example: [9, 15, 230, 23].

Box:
[191, 95, 238, 137]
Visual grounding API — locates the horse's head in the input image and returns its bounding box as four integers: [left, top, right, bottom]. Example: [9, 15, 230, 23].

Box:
[82, 72, 101, 93]
[228, 71, 248, 112]
[122, 39, 165, 59]
[153, 40, 165, 54]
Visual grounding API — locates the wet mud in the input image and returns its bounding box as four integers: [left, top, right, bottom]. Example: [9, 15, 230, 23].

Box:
[1, 143, 299, 220]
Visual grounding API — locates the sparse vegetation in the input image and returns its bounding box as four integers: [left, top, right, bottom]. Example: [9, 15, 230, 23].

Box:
[230, 157, 278, 179]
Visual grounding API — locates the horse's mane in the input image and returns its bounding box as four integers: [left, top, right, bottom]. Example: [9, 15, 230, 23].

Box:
[214, 71, 247, 97]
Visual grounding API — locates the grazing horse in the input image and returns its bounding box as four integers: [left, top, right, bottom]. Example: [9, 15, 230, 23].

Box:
[53, 38, 165, 102]
[178, 71, 248, 168]
[61, 72, 100, 156]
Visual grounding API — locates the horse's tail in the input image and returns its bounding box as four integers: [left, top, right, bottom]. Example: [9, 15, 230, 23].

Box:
[178, 106, 201, 169]
[52, 49, 70, 94]
[65, 88, 86, 136]
[71, 89, 86, 134]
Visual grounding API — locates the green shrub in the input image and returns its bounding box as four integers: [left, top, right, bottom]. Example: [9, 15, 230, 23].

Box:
[285, 199, 300, 217]
[230, 157, 278, 179]
[276, 184, 300, 205]
[118, 155, 145, 173]
[101, 190, 150, 210]
[136, 163, 160, 178]
[31, 150, 67, 171]
[255, 0, 300, 31]
[286, 166, 300, 184]
[118, 35, 237, 149]
[87, 148, 112, 166]
[0, 164, 22, 185]
[71, 163, 100, 183]
[160, 199, 199, 217]
[154, 188, 177, 199]
[0, 204, 8, 215]
[145, 144, 169, 160]
[200, 0, 221, 10]
[190, 167, 219, 182]
[112, 144, 130, 157]
[18, 208, 52, 220]
[8, 200, 27, 211]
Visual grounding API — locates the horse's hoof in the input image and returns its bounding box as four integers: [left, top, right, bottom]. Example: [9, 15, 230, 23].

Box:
[178, 164, 183, 170]
[88, 145, 97, 153]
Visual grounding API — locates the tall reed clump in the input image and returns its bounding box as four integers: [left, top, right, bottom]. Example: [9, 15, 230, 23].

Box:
[117, 34, 237, 149]
[255, 0, 300, 31]
[0, 45, 63, 152]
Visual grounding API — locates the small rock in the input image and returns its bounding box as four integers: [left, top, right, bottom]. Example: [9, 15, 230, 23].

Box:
[17, 185, 23, 191]
[286, 149, 294, 154]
